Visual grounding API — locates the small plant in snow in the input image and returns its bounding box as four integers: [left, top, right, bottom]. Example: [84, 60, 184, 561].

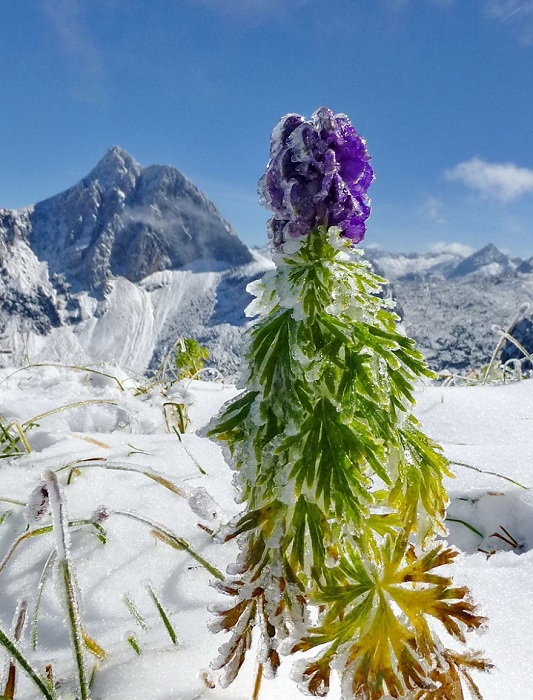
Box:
[438, 301, 533, 386]
[208, 108, 490, 698]
[174, 337, 210, 379]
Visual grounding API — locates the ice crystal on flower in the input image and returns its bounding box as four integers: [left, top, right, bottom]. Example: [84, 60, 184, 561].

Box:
[258, 107, 374, 249]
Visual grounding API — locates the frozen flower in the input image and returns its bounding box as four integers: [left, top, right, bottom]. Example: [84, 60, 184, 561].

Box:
[258, 107, 374, 249]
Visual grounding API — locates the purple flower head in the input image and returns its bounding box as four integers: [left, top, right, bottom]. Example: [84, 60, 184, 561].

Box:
[258, 107, 374, 249]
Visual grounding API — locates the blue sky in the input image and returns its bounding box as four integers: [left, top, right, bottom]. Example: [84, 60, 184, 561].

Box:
[2, 0, 533, 257]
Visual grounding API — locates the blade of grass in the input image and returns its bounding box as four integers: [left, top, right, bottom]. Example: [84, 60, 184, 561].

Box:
[3, 601, 28, 700]
[12, 423, 32, 453]
[252, 662, 264, 700]
[82, 632, 106, 661]
[483, 303, 530, 384]
[0, 623, 58, 700]
[497, 329, 533, 369]
[46, 470, 91, 700]
[163, 402, 190, 435]
[123, 595, 148, 630]
[146, 585, 178, 646]
[0, 363, 125, 391]
[113, 510, 224, 580]
[445, 517, 484, 539]
[0, 498, 26, 507]
[31, 550, 58, 650]
[449, 460, 529, 489]
[0, 417, 29, 456]
[89, 664, 97, 689]
[23, 399, 118, 431]
[127, 634, 142, 655]
[57, 460, 187, 498]
[127, 443, 151, 456]
[498, 525, 519, 547]
[0, 519, 105, 575]
[0, 526, 58, 576]
[70, 435, 112, 449]
[183, 445, 207, 475]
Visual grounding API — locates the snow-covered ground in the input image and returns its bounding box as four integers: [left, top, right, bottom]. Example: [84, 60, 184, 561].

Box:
[0, 364, 532, 699]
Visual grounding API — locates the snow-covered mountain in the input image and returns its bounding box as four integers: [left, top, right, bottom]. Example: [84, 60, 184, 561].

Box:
[24, 146, 253, 292]
[365, 243, 520, 282]
[1, 148, 533, 376]
[0, 148, 270, 374]
[365, 244, 533, 373]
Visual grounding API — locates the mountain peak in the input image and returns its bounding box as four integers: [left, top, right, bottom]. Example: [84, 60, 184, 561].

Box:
[448, 243, 514, 279]
[21, 147, 253, 292]
[475, 242, 502, 258]
[87, 146, 141, 190]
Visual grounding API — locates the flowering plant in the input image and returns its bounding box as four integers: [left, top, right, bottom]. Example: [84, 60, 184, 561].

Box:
[258, 107, 373, 248]
[208, 108, 489, 699]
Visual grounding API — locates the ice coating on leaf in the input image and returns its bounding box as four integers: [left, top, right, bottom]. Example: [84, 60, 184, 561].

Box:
[258, 107, 374, 249]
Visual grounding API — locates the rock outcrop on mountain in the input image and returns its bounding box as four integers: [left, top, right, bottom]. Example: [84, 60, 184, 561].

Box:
[27, 146, 253, 293]
[0, 148, 264, 373]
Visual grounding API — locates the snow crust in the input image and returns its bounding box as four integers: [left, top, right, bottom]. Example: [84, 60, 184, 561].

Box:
[0, 365, 532, 698]
[0, 252, 273, 378]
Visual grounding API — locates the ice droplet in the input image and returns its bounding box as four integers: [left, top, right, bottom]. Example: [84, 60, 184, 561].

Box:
[187, 487, 221, 521]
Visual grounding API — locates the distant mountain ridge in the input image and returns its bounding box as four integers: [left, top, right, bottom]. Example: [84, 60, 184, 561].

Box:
[365, 242, 521, 282]
[1, 148, 533, 375]
[365, 244, 533, 373]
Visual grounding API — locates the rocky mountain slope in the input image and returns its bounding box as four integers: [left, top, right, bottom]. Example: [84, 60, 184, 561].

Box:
[26, 146, 253, 293]
[1, 148, 533, 376]
[0, 149, 268, 375]
[365, 244, 533, 373]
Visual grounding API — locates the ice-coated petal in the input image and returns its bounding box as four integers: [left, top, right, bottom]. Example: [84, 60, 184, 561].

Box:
[258, 108, 374, 249]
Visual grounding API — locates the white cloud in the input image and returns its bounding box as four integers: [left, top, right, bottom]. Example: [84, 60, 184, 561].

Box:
[386, 0, 533, 43]
[485, 0, 533, 20]
[430, 241, 475, 257]
[483, 1, 533, 44]
[445, 157, 533, 201]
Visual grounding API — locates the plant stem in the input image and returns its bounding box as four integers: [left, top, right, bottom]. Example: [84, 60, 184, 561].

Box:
[45, 470, 91, 700]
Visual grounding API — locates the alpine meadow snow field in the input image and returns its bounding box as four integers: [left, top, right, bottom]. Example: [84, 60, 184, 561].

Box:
[0, 363, 532, 700]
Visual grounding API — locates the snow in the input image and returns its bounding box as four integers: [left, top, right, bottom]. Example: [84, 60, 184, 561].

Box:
[1, 364, 532, 699]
